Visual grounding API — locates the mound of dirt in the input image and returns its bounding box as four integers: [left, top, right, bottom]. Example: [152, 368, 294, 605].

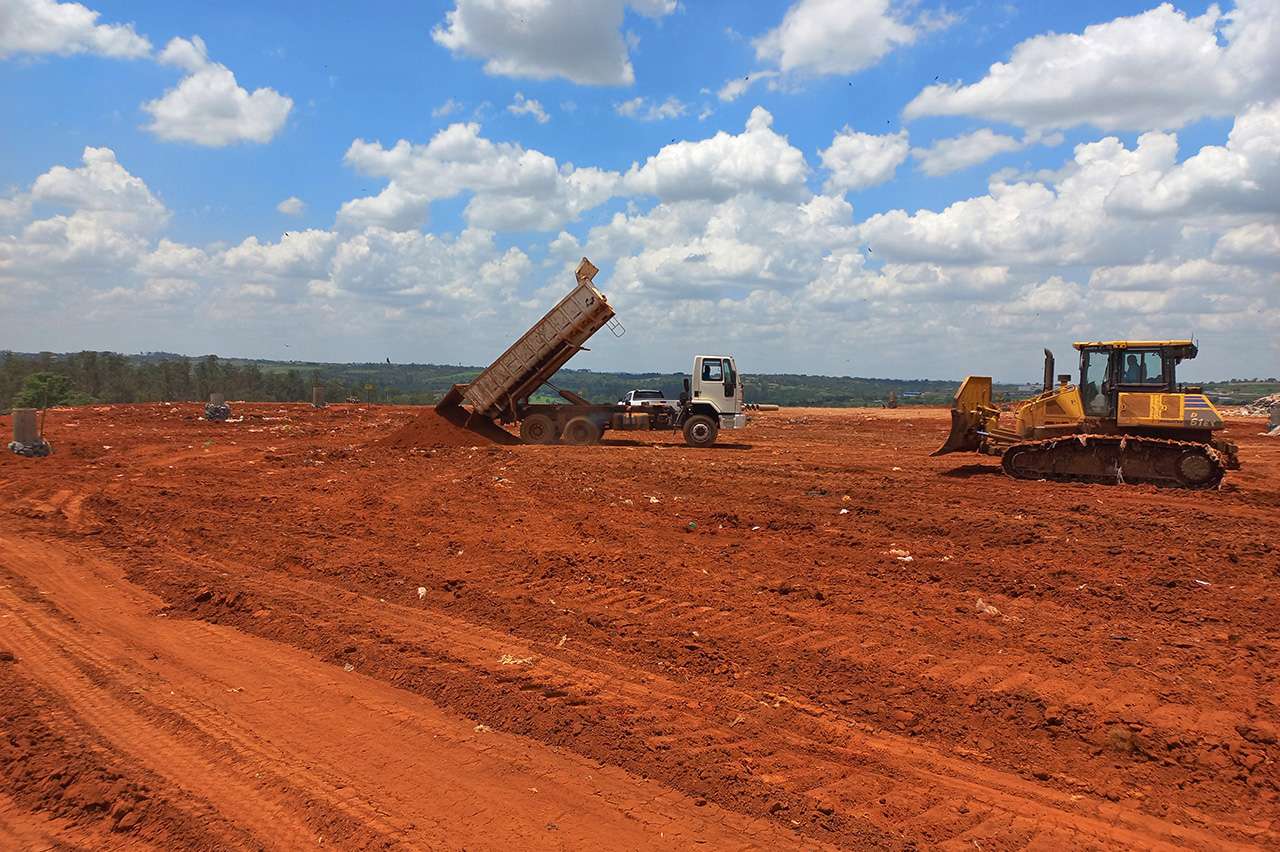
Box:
[378, 405, 519, 448]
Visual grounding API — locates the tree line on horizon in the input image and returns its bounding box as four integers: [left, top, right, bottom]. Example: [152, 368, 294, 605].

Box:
[2, 350, 975, 413]
[8, 349, 1267, 415]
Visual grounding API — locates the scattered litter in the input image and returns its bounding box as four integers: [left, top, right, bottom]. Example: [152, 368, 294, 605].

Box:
[499, 654, 534, 665]
[751, 525, 760, 531]
[1194, 579, 1211, 587]
[897, 555, 914, 562]
[417, 586, 427, 600]
[474, 724, 493, 733]
[649, 496, 660, 503]
[887, 548, 910, 557]
[342, 663, 355, 672]
[892, 466, 902, 471]
[839, 508, 849, 514]
[975, 598, 1001, 616]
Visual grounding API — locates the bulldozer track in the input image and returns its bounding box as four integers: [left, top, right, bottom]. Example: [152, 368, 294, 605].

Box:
[1000, 435, 1227, 489]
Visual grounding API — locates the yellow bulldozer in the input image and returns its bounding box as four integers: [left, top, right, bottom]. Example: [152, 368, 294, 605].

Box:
[934, 340, 1240, 489]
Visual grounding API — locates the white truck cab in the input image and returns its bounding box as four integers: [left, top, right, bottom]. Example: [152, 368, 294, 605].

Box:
[687, 355, 747, 435]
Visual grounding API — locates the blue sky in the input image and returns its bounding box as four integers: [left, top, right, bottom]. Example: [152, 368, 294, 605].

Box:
[1, 0, 1277, 382]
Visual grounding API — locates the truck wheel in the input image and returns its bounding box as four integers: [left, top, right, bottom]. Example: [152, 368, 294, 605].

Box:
[563, 416, 601, 446]
[682, 415, 718, 447]
[519, 414, 557, 444]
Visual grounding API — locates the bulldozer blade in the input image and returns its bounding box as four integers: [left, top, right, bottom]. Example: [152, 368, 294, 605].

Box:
[932, 375, 993, 456]
[435, 384, 468, 413]
[933, 409, 985, 455]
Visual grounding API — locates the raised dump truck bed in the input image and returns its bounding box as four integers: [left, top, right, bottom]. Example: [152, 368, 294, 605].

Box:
[436, 258, 614, 422]
[436, 257, 746, 447]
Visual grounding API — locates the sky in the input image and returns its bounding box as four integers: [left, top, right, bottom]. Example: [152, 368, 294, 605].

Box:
[1, 0, 1277, 383]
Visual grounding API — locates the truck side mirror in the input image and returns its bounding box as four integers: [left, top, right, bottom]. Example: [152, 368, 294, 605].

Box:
[724, 379, 734, 397]
[683, 378, 690, 392]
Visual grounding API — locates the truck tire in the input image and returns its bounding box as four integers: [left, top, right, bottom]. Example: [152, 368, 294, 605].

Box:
[563, 416, 601, 446]
[682, 414, 718, 447]
[519, 414, 557, 444]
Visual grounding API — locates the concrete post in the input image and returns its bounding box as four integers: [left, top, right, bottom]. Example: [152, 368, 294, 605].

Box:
[210, 393, 226, 405]
[1270, 403, 1280, 429]
[13, 409, 38, 446]
[312, 387, 325, 407]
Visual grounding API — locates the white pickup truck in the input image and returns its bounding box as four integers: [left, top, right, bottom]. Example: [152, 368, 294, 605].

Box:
[618, 389, 681, 410]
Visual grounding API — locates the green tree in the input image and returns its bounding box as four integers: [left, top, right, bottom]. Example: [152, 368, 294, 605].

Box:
[13, 373, 95, 408]
[100, 352, 136, 402]
[193, 355, 222, 400]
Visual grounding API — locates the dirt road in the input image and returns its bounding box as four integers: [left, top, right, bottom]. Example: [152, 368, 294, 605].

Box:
[2, 403, 1276, 851]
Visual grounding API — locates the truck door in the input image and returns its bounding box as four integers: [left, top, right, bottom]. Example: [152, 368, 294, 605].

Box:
[692, 357, 742, 413]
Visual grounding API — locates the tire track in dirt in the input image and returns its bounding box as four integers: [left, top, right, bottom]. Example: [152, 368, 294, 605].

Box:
[1, 535, 836, 852]
[0, 557, 339, 850]
[141, 541, 1276, 851]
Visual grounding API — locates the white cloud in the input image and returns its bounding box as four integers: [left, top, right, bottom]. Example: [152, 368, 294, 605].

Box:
[752, 0, 924, 79]
[911, 128, 1026, 177]
[1213, 223, 1280, 266]
[622, 107, 811, 203]
[337, 122, 621, 232]
[585, 193, 858, 300]
[141, 36, 293, 146]
[277, 197, 307, 216]
[30, 146, 169, 234]
[0, 148, 170, 302]
[820, 128, 909, 193]
[904, 1, 1280, 132]
[508, 92, 549, 123]
[614, 95, 687, 121]
[0, 0, 151, 59]
[433, 98, 463, 118]
[432, 0, 677, 86]
[1105, 100, 1280, 219]
[716, 71, 778, 103]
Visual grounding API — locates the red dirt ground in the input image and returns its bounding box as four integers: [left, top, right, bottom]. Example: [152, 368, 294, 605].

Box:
[1, 401, 1277, 851]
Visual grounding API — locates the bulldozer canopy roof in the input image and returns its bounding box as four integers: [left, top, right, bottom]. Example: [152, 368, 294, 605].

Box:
[1072, 340, 1197, 358]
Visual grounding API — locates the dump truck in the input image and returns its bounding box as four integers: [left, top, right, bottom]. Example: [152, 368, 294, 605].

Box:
[436, 258, 746, 447]
[933, 340, 1240, 488]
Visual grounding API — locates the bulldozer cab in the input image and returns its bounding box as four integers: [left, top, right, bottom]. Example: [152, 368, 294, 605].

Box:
[1075, 341, 1196, 418]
